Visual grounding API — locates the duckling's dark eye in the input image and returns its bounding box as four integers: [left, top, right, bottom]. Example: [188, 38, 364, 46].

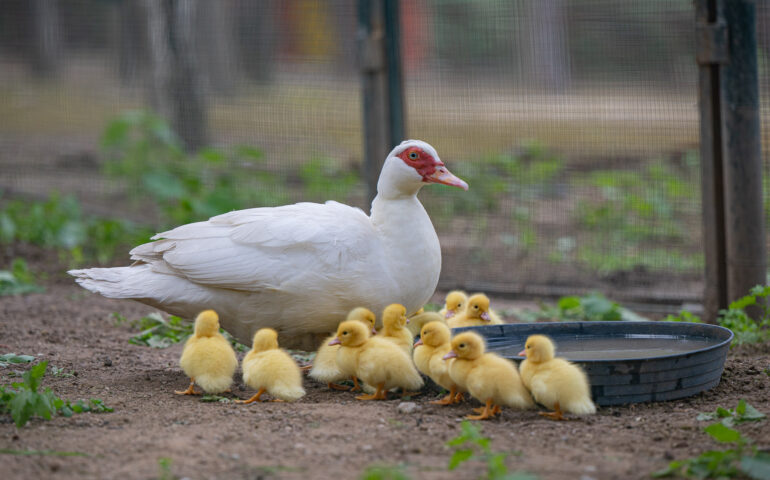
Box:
[409, 152, 418, 160]
[459, 343, 465, 348]
[342, 331, 348, 335]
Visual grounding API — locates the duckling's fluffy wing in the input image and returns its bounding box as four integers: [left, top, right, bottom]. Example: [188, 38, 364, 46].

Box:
[130, 202, 379, 291]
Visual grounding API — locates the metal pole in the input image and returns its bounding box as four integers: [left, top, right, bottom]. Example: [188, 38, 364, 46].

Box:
[721, 0, 766, 307]
[696, 0, 765, 322]
[358, 0, 406, 210]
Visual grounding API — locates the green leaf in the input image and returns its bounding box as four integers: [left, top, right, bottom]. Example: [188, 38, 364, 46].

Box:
[737, 402, 766, 423]
[448, 449, 474, 470]
[651, 460, 682, 478]
[736, 399, 747, 416]
[704, 423, 742, 443]
[740, 453, 770, 480]
[558, 296, 581, 310]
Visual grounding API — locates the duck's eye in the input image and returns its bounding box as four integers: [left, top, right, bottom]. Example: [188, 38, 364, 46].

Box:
[409, 151, 418, 160]
[459, 343, 465, 348]
[457, 303, 462, 307]
[473, 305, 479, 310]
[342, 331, 348, 335]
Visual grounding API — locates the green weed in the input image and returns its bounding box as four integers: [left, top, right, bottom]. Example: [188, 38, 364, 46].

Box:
[158, 457, 176, 480]
[0, 193, 153, 265]
[696, 399, 766, 427]
[446, 421, 536, 480]
[0, 353, 35, 368]
[517, 293, 647, 323]
[360, 464, 411, 480]
[0, 361, 112, 427]
[102, 111, 288, 226]
[0, 258, 45, 296]
[124, 312, 248, 351]
[653, 401, 769, 479]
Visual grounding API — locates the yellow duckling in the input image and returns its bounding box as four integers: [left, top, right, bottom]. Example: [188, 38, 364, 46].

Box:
[413, 321, 463, 405]
[447, 293, 503, 329]
[518, 335, 596, 420]
[439, 290, 468, 320]
[176, 310, 238, 395]
[238, 328, 305, 403]
[330, 320, 423, 401]
[406, 310, 444, 338]
[445, 332, 533, 420]
[309, 307, 377, 391]
[377, 303, 414, 356]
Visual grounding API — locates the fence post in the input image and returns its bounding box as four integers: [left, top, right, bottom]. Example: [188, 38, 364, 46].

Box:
[696, 0, 766, 322]
[358, 0, 406, 210]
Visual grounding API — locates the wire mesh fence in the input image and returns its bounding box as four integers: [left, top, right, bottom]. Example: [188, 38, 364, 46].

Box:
[0, 0, 767, 310]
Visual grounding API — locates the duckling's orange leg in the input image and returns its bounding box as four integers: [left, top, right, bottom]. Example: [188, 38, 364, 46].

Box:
[539, 402, 568, 421]
[299, 364, 312, 372]
[452, 391, 465, 404]
[356, 383, 387, 401]
[400, 388, 422, 398]
[350, 376, 362, 392]
[431, 386, 457, 405]
[328, 382, 350, 391]
[174, 378, 201, 395]
[467, 398, 495, 420]
[492, 405, 501, 416]
[236, 388, 266, 404]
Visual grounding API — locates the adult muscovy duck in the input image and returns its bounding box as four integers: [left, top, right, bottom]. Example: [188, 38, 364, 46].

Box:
[69, 140, 468, 350]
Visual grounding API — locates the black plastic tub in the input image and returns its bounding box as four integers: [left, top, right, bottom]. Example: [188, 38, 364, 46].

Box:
[453, 321, 734, 406]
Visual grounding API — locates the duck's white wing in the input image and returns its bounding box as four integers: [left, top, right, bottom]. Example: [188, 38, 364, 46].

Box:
[129, 201, 380, 292]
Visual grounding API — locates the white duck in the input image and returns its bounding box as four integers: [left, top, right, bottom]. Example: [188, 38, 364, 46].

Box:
[69, 140, 467, 350]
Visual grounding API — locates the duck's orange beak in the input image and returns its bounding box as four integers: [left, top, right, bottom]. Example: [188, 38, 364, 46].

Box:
[425, 165, 468, 190]
[517, 349, 526, 357]
[328, 337, 341, 346]
[414, 338, 423, 347]
[442, 350, 457, 360]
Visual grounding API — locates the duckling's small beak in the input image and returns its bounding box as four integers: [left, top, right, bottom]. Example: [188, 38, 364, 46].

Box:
[371, 328, 378, 335]
[443, 350, 457, 360]
[404, 315, 410, 324]
[517, 349, 526, 357]
[480, 311, 490, 322]
[414, 338, 423, 347]
[445, 310, 455, 319]
[328, 337, 341, 346]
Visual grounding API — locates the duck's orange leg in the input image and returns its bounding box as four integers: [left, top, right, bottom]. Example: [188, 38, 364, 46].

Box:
[452, 391, 465, 404]
[467, 398, 495, 420]
[174, 378, 201, 395]
[236, 388, 266, 404]
[539, 402, 568, 421]
[356, 383, 387, 400]
[349, 376, 362, 392]
[431, 386, 457, 405]
[328, 382, 350, 391]
[299, 364, 312, 372]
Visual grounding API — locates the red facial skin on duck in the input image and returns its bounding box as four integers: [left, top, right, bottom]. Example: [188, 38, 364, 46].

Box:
[397, 147, 469, 190]
[397, 147, 438, 179]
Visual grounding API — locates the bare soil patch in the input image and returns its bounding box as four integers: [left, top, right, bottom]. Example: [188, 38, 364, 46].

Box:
[0, 261, 768, 480]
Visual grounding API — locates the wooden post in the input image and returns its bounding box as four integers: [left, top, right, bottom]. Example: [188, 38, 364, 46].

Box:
[358, 0, 406, 210]
[696, 0, 766, 322]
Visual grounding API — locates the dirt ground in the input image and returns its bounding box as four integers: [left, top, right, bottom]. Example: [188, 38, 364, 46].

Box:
[0, 254, 769, 480]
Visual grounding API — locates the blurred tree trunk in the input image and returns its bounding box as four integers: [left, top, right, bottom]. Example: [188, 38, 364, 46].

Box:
[236, 0, 275, 84]
[198, 0, 237, 95]
[524, 0, 571, 93]
[144, 0, 208, 151]
[30, 0, 60, 77]
[118, 0, 146, 84]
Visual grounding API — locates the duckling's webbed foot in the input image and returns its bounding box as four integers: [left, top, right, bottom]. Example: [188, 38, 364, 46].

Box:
[356, 383, 387, 401]
[328, 382, 350, 391]
[236, 387, 266, 404]
[466, 399, 496, 421]
[539, 402, 568, 421]
[174, 379, 201, 395]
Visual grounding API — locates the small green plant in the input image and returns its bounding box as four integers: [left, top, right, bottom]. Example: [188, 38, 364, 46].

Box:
[0, 258, 45, 296]
[518, 293, 647, 323]
[157, 457, 176, 480]
[199, 395, 232, 404]
[653, 400, 769, 479]
[696, 399, 766, 427]
[0, 353, 35, 368]
[124, 312, 248, 351]
[102, 111, 287, 226]
[446, 421, 536, 480]
[49, 366, 75, 378]
[360, 464, 411, 480]
[0, 193, 153, 265]
[663, 311, 702, 323]
[718, 286, 770, 345]
[0, 361, 112, 427]
[128, 313, 193, 348]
